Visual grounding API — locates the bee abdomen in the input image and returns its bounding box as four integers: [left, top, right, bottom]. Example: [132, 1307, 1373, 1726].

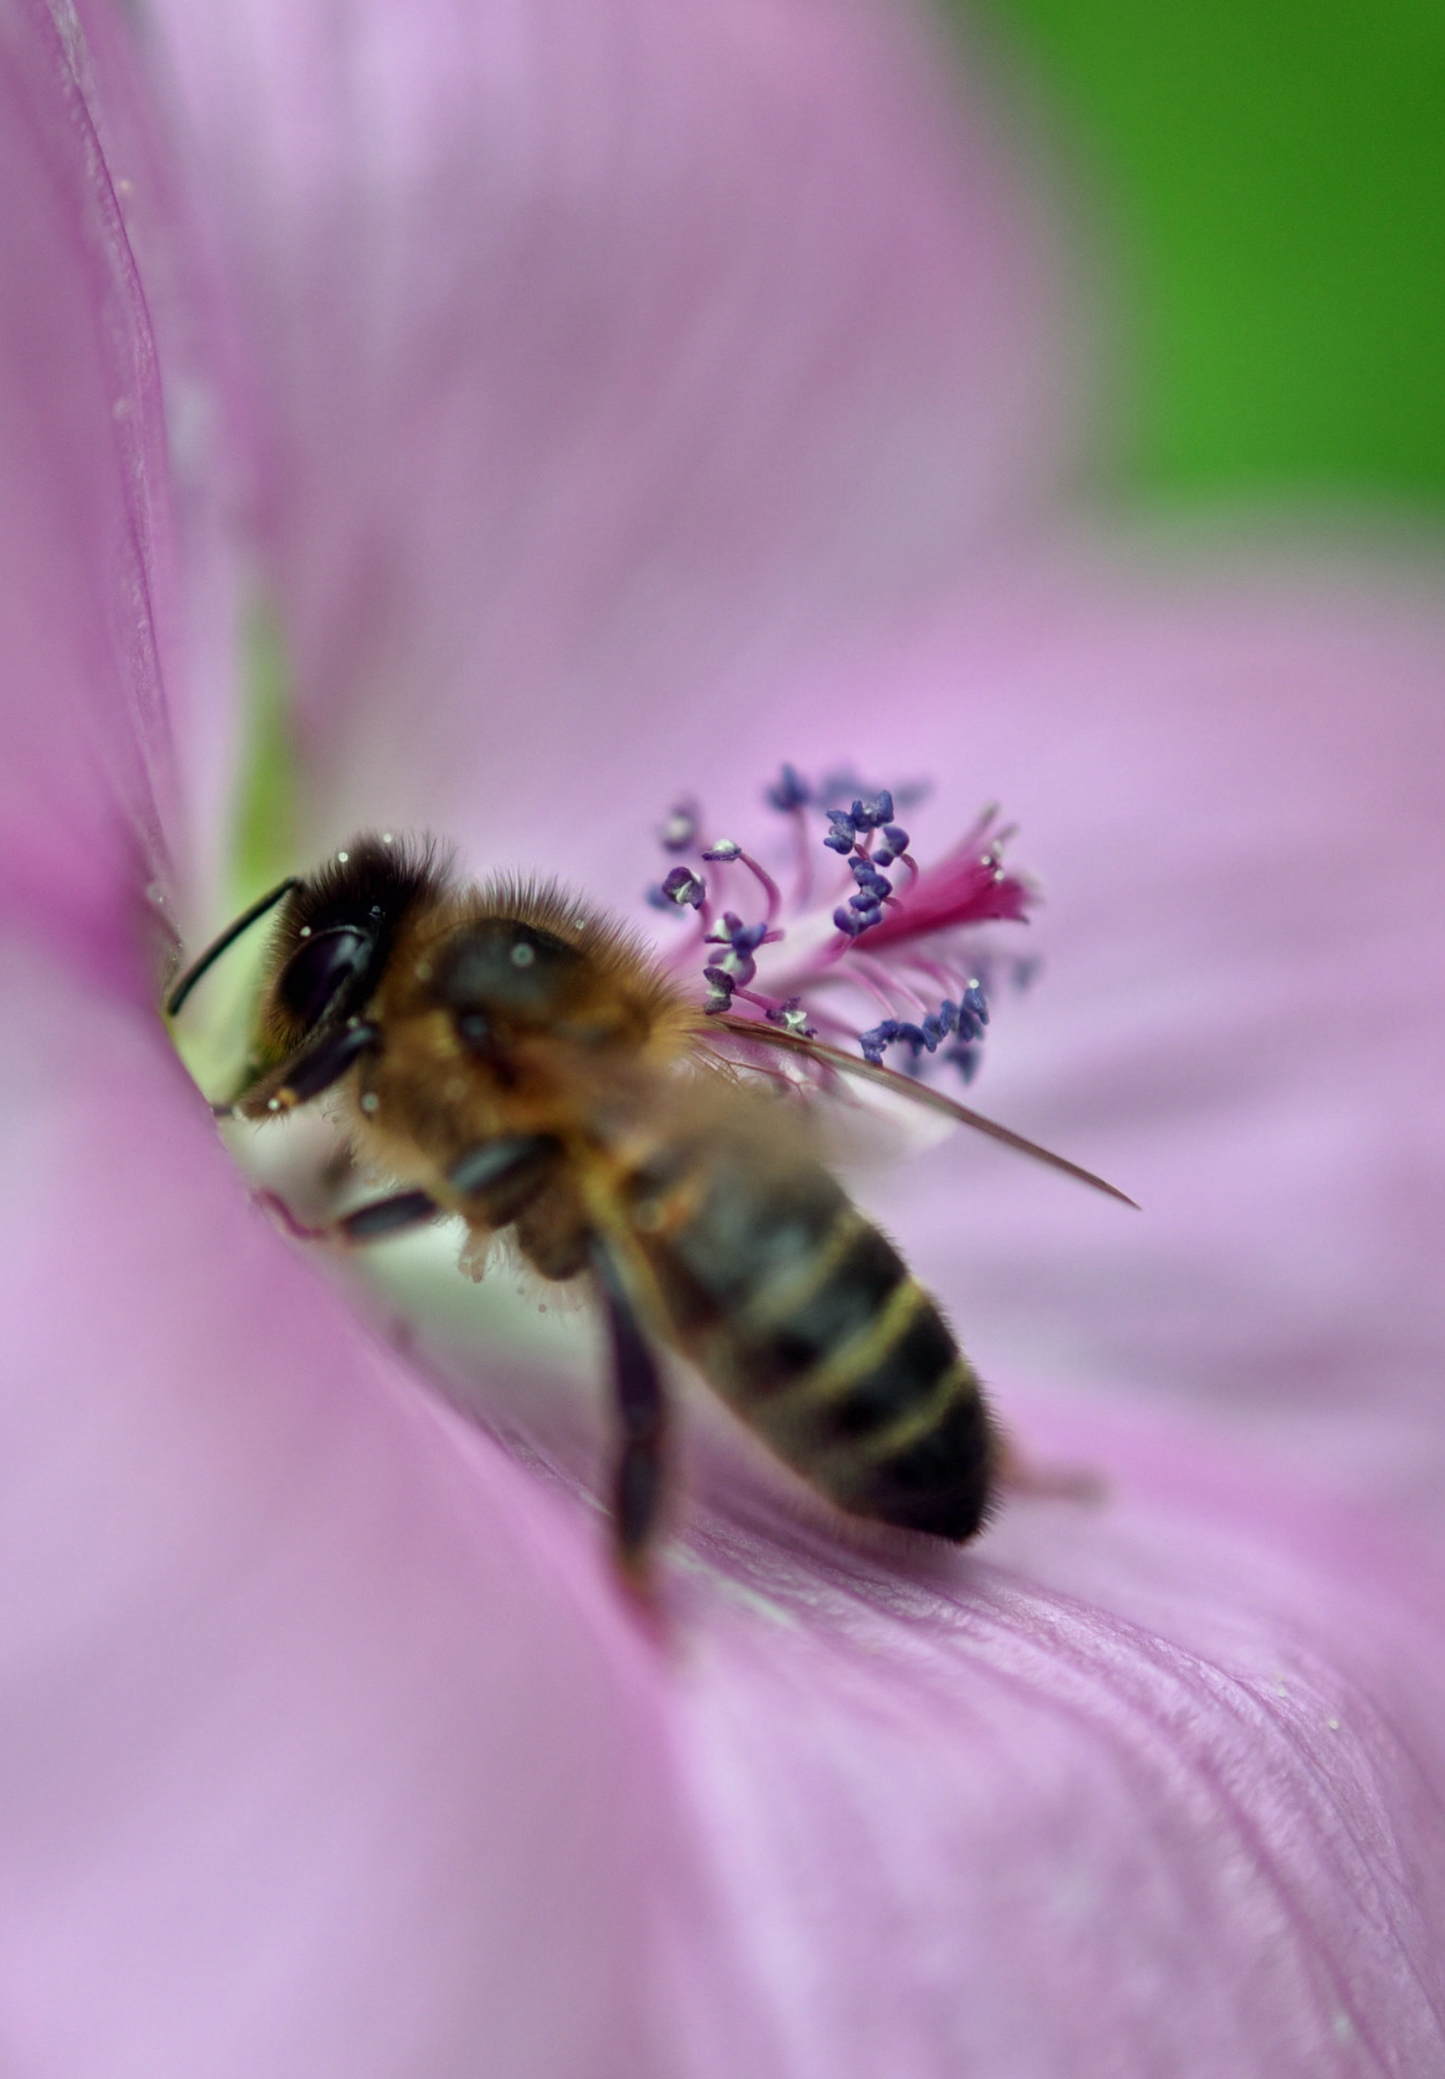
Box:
[650, 1149, 996, 1541]
[752, 1240, 994, 1542]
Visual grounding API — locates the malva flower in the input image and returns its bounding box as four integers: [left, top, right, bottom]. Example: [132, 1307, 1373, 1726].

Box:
[4, 0, 1445, 2074]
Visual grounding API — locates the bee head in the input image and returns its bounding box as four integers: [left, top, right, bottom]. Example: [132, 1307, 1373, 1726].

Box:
[263, 835, 443, 1051]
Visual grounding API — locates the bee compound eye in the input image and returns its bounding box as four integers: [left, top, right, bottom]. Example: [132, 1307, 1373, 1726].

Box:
[279, 926, 372, 1028]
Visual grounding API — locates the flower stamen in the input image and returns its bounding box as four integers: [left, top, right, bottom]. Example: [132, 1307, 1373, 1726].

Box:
[649, 763, 1032, 1085]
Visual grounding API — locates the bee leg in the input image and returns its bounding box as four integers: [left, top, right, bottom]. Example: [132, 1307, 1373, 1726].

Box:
[225, 1019, 381, 1119]
[337, 1189, 443, 1242]
[447, 1133, 560, 1224]
[995, 1433, 1106, 1507]
[257, 1186, 441, 1245]
[591, 1241, 668, 1579]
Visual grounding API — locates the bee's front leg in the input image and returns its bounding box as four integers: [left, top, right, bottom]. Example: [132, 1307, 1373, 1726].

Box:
[257, 1186, 442, 1244]
[590, 1239, 668, 1583]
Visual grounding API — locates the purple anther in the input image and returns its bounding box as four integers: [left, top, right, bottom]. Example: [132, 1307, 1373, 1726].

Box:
[893, 1021, 927, 1054]
[658, 866, 705, 909]
[849, 858, 892, 900]
[949, 1043, 982, 1084]
[703, 838, 741, 862]
[920, 1014, 945, 1052]
[818, 767, 865, 806]
[765, 765, 811, 812]
[873, 824, 910, 866]
[714, 947, 758, 986]
[847, 889, 883, 915]
[661, 804, 698, 852]
[859, 1019, 900, 1064]
[705, 909, 745, 943]
[849, 791, 894, 832]
[729, 920, 769, 955]
[702, 966, 736, 1015]
[824, 809, 858, 854]
[706, 912, 769, 960]
[954, 983, 990, 1042]
[833, 904, 868, 936]
[767, 997, 815, 1038]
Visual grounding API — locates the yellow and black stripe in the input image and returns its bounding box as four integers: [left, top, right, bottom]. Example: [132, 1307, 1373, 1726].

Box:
[629, 1126, 996, 1540]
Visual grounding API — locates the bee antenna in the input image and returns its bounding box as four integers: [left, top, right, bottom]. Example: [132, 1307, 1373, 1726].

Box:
[164, 877, 300, 1019]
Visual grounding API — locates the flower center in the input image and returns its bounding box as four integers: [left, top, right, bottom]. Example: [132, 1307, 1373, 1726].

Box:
[646, 763, 1037, 1086]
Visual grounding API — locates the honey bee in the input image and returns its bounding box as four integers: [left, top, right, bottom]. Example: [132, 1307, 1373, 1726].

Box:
[167, 833, 1130, 1575]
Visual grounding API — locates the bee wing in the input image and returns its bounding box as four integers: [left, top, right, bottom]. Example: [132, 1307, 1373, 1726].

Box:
[712, 1014, 1138, 1209]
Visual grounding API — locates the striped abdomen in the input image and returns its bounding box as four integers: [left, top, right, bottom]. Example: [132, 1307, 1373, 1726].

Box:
[632, 1126, 997, 1540]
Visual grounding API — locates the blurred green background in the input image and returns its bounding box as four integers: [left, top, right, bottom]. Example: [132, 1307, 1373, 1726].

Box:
[946, 0, 1445, 511]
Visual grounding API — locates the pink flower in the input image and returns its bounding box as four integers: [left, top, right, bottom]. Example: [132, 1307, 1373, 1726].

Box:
[4, 0, 1444, 2072]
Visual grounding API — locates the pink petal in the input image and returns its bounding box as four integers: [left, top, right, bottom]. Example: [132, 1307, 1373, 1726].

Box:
[10, 936, 1445, 2075]
[672, 1393, 1445, 2074]
[791, 548, 1445, 1533]
[0, 0, 187, 979]
[388, 1190, 1445, 2072]
[366, 530, 1445, 2064]
[141, 0, 1075, 855]
[23, 10, 1444, 2067]
[0, 938, 749, 2076]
